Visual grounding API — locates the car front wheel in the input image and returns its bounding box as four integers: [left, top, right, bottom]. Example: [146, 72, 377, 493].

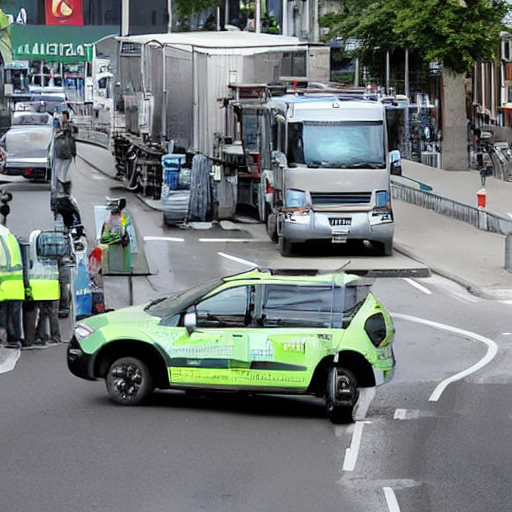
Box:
[326, 366, 358, 424]
[106, 357, 153, 405]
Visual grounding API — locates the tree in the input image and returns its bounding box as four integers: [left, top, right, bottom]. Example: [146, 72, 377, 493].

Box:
[320, 0, 510, 170]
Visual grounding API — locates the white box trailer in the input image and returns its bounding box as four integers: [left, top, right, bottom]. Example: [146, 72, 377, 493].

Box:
[113, 31, 330, 156]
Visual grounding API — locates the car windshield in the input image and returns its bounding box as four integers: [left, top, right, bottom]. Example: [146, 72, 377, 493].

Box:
[144, 278, 223, 318]
[12, 113, 50, 126]
[287, 121, 385, 169]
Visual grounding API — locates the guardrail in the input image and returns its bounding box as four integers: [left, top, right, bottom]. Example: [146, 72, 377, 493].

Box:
[391, 180, 512, 235]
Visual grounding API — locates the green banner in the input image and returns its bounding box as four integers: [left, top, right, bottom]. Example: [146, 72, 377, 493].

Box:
[10, 24, 118, 63]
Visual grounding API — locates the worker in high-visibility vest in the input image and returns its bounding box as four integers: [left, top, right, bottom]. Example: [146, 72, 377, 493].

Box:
[0, 225, 26, 348]
[26, 230, 62, 348]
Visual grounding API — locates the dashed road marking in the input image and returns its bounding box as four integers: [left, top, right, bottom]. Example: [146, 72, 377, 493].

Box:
[218, 252, 258, 268]
[403, 278, 432, 295]
[342, 420, 371, 471]
[383, 487, 401, 512]
[144, 236, 184, 242]
[199, 238, 268, 243]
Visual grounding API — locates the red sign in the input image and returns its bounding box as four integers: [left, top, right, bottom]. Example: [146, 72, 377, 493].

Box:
[45, 0, 83, 26]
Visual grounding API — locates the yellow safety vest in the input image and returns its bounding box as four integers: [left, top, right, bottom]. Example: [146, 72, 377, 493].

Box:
[0, 228, 25, 301]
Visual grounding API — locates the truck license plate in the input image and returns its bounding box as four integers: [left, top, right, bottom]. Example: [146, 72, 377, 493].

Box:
[332, 234, 347, 243]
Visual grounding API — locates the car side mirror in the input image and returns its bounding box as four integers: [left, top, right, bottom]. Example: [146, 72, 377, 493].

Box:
[184, 311, 196, 335]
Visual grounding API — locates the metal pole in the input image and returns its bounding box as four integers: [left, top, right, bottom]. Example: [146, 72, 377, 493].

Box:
[128, 272, 134, 305]
[167, 0, 172, 32]
[404, 48, 410, 159]
[282, 0, 288, 36]
[255, 0, 261, 33]
[506, 233, 512, 272]
[386, 51, 390, 95]
[121, 0, 129, 36]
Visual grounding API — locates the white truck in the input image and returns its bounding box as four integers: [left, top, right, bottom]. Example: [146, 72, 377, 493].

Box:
[94, 31, 330, 220]
[264, 93, 400, 256]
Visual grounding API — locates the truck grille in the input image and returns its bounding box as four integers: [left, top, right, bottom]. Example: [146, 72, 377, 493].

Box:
[311, 192, 372, 206]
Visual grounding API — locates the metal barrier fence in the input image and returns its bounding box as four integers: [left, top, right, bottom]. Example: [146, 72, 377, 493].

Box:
[391, 181, 512, 235]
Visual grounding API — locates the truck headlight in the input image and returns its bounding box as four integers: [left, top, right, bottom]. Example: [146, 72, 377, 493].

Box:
[75, 323, 95, 340]
[284, 189, 309, 216]
[375, 190, 390, 210]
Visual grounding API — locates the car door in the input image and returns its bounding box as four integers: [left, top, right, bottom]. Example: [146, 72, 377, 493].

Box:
[169, 284, 255, 387]
[249, 283, 337, 391]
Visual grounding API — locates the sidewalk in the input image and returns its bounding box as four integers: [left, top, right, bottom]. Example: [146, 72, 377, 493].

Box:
[77, 143, 512, 300]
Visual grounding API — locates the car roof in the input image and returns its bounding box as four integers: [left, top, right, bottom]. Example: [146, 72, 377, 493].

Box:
[221, 267, 366, 287]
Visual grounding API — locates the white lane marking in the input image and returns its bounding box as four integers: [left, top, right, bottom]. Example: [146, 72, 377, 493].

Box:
[392, 313, 498, 402]
[342, 420, 371, 471]
[0, 348, 21, 374]
[383, 487, 401, 512]
[403, 278, 432, 295]
[353, 387, 375, 421]
[199, 238, 268, 243]
[218, 252, 258, 268]
[394, 409, 420, 420]
[143, 236, 184, 242]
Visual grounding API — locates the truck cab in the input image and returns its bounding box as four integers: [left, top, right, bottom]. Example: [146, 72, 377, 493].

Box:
[265, 94, 397, 256]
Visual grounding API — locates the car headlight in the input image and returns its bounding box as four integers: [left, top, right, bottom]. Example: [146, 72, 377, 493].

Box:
[74, 322, 95, 340]
[364, 312, 387, 347]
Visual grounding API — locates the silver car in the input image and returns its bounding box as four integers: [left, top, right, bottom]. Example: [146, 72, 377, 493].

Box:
[0, 111, 54, 181]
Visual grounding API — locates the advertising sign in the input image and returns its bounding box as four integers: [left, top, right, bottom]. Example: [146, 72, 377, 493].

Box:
[45, 0, 84, 26]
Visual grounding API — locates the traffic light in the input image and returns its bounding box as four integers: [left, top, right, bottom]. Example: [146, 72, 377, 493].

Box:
[0, 191, 13, 225]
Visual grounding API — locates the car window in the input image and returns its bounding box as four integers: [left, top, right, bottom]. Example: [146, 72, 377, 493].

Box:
[195, 285, 252, 328]
[262, 285, 334, 328]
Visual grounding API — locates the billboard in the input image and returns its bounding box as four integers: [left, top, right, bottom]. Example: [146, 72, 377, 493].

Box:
[45, 0, 83, 26]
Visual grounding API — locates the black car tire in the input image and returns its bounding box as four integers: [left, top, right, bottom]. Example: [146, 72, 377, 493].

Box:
[106, 356, 153, 405]
[326, 366, 358, 424]
[278, 235, 293, 256]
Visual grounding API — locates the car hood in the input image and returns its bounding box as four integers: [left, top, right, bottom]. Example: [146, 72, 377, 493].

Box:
[81, 304, 159, 331]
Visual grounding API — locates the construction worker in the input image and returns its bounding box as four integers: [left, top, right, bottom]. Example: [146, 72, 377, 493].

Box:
[26, 230, 62, 347]
[0, 225, 26, 348]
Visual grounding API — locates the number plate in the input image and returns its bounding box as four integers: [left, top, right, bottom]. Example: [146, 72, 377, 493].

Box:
[329, 218, 351, 226]
[332, 234, 347, 243]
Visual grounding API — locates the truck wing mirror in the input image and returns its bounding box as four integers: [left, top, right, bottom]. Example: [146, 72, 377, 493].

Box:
[272, 151, 286, 168]
[389, 150, 402, 176]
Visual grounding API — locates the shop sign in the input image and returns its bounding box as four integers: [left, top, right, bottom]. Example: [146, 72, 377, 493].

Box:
[45, 0, 84, 26]
[14, 42, 93, 61]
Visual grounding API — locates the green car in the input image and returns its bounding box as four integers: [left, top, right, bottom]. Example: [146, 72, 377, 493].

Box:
[67, 267, 395, 423]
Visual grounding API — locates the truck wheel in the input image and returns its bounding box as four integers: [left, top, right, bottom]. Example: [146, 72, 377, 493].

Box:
[106, 357, 153, 405]
[278, 236, 293, 256]
[122, 153, 139, 192]
[382, 240, 393, 256]
[267, 213, 278, 243]
[326, 366, 358, 424]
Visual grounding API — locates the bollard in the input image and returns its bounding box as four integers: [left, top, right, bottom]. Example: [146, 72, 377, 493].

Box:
[477, 188, 486, 208]
[506, 233, 512, 273]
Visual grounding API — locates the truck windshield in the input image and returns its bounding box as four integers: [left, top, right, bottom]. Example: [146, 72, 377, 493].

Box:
[287, 121, 385, 169]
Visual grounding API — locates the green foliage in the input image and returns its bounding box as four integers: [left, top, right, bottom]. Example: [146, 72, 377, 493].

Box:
[174, 0, 222, 17]
[320, 0, 509, 74]
[0, 8, 12, 64]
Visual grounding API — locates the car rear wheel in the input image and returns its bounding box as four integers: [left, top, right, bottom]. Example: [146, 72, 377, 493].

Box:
[106, 356, 153, 405]
[326, 366, 358, 424]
